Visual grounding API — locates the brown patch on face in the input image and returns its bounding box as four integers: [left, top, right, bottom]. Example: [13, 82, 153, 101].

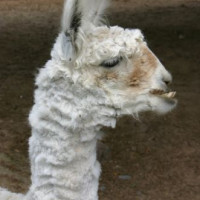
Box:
[129, 68, 145, 87]
[128, 45, 158, 87]
[98, 71, 118, 81]
[95, 71, 118, 88]
[142, 46, 158, 69]
[106, 72, 118, 80]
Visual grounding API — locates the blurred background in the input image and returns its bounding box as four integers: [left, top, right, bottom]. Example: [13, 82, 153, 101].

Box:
[0, 0, 199, 199]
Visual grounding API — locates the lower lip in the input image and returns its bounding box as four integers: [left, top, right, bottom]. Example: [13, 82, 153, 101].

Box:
[162, 96, 177, 105]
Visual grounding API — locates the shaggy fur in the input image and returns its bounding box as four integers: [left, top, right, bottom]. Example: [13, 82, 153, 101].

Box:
[0, 0, 177, 200]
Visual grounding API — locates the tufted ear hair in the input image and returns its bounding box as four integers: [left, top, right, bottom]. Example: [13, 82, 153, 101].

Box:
[59, 0, 109, 61]
[78, 0, 110, 27]
[62, 0, 81, 40]
[62, 0, 109, 42]
[62, 0, 109, 32]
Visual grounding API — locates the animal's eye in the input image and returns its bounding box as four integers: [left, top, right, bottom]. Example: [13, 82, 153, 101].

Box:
[100, 57, 122, 68]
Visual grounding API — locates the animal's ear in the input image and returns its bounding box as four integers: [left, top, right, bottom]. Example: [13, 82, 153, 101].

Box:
[78, 0, 110, 27]
[62, 0, 109, 38]
[59, 0, 109, 61]
[62, 0, 82, 41]
[54, 0, 81, 62]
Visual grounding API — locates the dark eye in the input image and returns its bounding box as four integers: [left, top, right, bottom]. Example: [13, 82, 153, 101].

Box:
[100, 57, 122, 68]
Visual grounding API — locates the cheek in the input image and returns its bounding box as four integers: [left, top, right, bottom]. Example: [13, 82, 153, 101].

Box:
[95, 68, 153, 95]
[93, 59, 158, 95]
[127, 55, 158, 90]
[128, 67, 154, 88]
[94, 70, 120, 90]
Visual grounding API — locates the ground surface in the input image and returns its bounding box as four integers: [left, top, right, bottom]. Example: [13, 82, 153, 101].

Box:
[0, 0, 200, 200]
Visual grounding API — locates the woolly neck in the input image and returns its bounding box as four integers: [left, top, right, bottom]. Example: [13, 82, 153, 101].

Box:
[26, 59, 116, 200]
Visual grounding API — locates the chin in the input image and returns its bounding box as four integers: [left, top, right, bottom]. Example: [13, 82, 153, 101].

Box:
[114, 91, 177, 117]
[150, 95, 177, 115]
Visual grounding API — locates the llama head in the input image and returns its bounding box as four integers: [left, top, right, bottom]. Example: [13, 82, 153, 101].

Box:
[51, 0, 177, 116]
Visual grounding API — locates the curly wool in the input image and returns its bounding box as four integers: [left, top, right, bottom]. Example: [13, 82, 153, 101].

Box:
[25, 58, 117, 200]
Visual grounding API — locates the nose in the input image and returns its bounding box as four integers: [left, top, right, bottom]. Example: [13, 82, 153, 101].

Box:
[159, 63, 172, 86]
[162, 71, 172, 86]
[163, 77, 172, 86]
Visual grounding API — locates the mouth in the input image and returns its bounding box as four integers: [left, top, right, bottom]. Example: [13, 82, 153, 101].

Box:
[150, 89, 176, 99]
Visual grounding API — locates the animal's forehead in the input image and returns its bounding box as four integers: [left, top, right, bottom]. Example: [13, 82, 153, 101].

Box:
[85, 26, 144, 43]
[79, 26, 146, 64]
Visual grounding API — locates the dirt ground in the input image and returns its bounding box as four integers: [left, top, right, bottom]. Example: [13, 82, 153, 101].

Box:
[0, 0, 200, 199]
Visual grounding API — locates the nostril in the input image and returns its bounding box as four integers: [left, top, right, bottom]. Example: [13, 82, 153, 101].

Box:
[164, 80, 170, 85]
[162, 77, 172, 86]
[160, 67, 172, 86]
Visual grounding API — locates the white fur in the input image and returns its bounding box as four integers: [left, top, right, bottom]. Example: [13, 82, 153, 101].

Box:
[0, 188, 24, 200]
[0, 0, 176, 200]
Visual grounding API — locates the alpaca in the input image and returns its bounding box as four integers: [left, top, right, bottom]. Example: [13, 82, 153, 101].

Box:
[0, 0, 177, 199]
